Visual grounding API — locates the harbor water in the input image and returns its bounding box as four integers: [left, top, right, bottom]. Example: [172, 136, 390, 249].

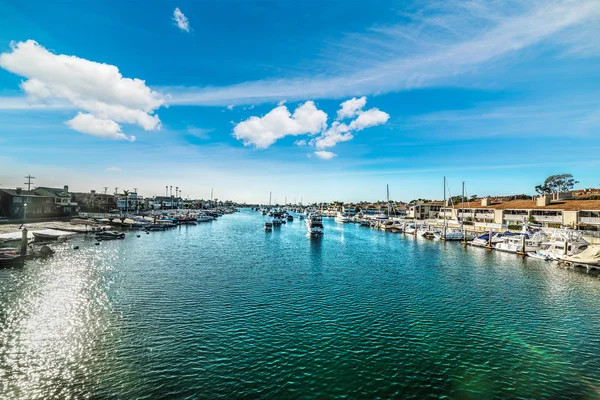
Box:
[1, 211, 600, 399]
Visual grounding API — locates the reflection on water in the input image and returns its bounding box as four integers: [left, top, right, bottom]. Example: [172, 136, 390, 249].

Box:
[1, 211, 600, 399]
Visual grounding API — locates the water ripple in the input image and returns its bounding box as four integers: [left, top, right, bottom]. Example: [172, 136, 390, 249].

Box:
[1, 212, 600, 398]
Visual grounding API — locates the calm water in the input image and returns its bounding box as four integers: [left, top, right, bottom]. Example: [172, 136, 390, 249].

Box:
[1, 211, 600, 399]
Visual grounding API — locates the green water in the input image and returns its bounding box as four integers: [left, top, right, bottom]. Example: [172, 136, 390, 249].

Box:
[1, 211, 600, 399]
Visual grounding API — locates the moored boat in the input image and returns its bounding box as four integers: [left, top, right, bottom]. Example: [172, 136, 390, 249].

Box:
[96, 231, 125, 240]
[32, 229, 76, 242]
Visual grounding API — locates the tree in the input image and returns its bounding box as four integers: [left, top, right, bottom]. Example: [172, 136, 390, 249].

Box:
[535, 174, 578, 195]
[122, 190, 130, 214]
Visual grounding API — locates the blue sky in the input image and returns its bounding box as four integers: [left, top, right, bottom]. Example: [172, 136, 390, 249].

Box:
[0, 0, 599, 203]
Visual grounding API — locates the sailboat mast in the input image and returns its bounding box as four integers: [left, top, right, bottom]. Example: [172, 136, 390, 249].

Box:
[443, 177, 447, 239]
[269, 191, 272, 207]
[461, 181, 465, 232]
[387, 184, 390, 215]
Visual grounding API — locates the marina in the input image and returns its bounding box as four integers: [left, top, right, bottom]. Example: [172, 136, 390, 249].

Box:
[1, 210, 600, 398]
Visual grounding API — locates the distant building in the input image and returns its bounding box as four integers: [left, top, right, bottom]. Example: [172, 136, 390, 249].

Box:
[438, 196, 600, 230]
[407, 201, 443, 219]
[73, 190, 116, 212]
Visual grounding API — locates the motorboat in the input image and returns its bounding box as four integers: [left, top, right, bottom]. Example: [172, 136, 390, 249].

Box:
[404, 224, 417, 235]
[528, 231, 588, 260]
[420, 230, 437, 239]
[435, 229, 474, 241]
[307, 214, 324, 235]
[558, 245, 600, 268]
[95, 231, 125, 240]
[471, 231, 514, 247]
[272, 210, 283, 225]
[287, 215, 294, 222]
[495, 232, 546, 253]
[264, 222, 273, 232]
[334, 213, 350, 223]
[197, 214, 215, 222]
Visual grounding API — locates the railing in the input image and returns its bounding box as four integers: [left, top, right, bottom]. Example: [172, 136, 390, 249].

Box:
[504, 214, 527, 221]
[530, 215, 562, 222]
[580, 217, 600, 225]
[475, 213, 495, 219]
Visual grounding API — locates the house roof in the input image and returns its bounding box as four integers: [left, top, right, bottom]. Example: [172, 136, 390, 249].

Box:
[0, 189, 53, 198]
[444, 199, 600, 211]
[35, 187, 71, 197]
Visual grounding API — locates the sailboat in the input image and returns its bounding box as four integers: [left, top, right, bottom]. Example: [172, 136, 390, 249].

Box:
[436, 177, 469, 241]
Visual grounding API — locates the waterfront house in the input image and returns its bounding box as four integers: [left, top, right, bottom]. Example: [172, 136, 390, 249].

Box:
[33, 185, 78, 216]
[0, 188, 60, 219]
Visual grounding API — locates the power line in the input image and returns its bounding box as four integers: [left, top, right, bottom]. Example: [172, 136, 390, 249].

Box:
[24, 175, 35, 191]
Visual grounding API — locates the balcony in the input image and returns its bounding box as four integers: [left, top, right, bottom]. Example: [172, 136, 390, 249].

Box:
[580, 217, 600, 225]
[504, 214, 527, 221]
[530, 215, 562, 223]
[475, 213, 494, 220]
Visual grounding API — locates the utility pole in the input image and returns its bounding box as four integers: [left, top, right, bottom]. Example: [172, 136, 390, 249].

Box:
[24, 175, 35, 191]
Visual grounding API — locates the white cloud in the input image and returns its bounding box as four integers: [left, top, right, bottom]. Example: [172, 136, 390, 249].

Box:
[310, 97, 389, 157]
[337, 96, 366, 120]
[233, 101, 327, 149]
[232, 96, 389, 157]
[164, 1, 600, 106]
[187, 126, 212, 139]
[349, 108, 389, 131]
[0, 40, 163, 139]
[314, 151, 337, 160]
[106, 167, 122, 172]
[66, 113, 135, 142]
[313, 122, 353, 150]
[173, 8, 190, 33]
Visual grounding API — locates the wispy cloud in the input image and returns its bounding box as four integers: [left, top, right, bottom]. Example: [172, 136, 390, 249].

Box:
[186, 126, 213, 139]
[106, 167, 121, 172]
[173, 8, 191, 33]
[165, 0, 600, 106]
[314, 151, 336, 160]
[406, 96, 600, 139]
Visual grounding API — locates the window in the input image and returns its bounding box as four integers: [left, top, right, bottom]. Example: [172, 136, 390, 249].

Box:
[46, 198, 53, 204]
[13, 197, 22, 203]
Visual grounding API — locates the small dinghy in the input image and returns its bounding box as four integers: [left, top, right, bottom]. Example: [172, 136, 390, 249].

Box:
[32, 229, 76, 241]
[527, 251, 551, 261]
[0, 249, 20, 263]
